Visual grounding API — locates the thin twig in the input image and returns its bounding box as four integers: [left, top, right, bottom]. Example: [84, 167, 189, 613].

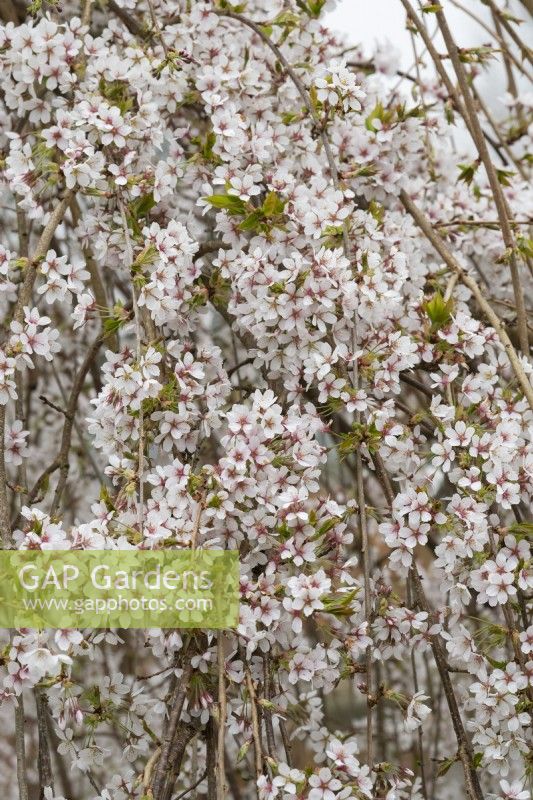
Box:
[15, 695, 29, 800]
[147, 0, 169, 55]
[0, 410, 10, 547]
[190, 496, 205, 550]
[49, 361, 107, 487]
[119, 201, 145, 536]
[174, 770, 208, 800]
[217, 634, 227, 800]
[151, 662, 193, 800]
[262, 654, 276, 758]
[356, 445, 374, 765]
[70, 197, 118, 350]
[20, 324, 118, 519]
[245, 663, 264, 789]
[35, 688, 54, 795]
[409, 568, 484, 800]
[406, 583, 428, 800]
[12, 191, 74, 328]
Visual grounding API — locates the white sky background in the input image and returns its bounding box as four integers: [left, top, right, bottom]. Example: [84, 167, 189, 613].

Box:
[325, 0, 531, 117]
[326, 0, 486, 49]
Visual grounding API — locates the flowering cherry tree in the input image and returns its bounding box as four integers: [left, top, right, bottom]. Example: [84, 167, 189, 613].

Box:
[0, 0, 532, 799]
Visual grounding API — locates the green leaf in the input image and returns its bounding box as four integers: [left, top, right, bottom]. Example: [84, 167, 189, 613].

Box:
[516, 236, 533, 260]
[368, 200, 384, 224]
[457, 161, 479, 185]
[132, 244, 158, 271]
[99, 485, 116, 512]
[204, 194, 247, 215]
[508, 521, 533, 539]
[262, 190, 285, 217]
[130, 192, 156, 221]
[486, 655, 507, 670]
[309, 84, 319, 112]
[272, 10, 300, 27]
[202, 130, 216, 160]
[239, 210, 264, 231]
[458, 45, 496, 65]
[365, 102, 390, 132]
[436, 755, 458, 777]
[496, 168, 515, 186]
[322, 589, 359, 616]
[218, 0, 247, 10]
[269, 281, 286, 295]
[307, 0, 327, 17]
[103, 304, 129, 337]
[258, 698, 276, 710]
[423, 291, 454, 330]
[98, 78, 134, 114]
[421, 3, 442, 11]
[103, 316, 123, 336]
[444, 99, 455, 124]
[281, 111, 300, 124]
[236, 739, 251, 763]
[499, 8, 522, 21]
[317, 518, 340, 536]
